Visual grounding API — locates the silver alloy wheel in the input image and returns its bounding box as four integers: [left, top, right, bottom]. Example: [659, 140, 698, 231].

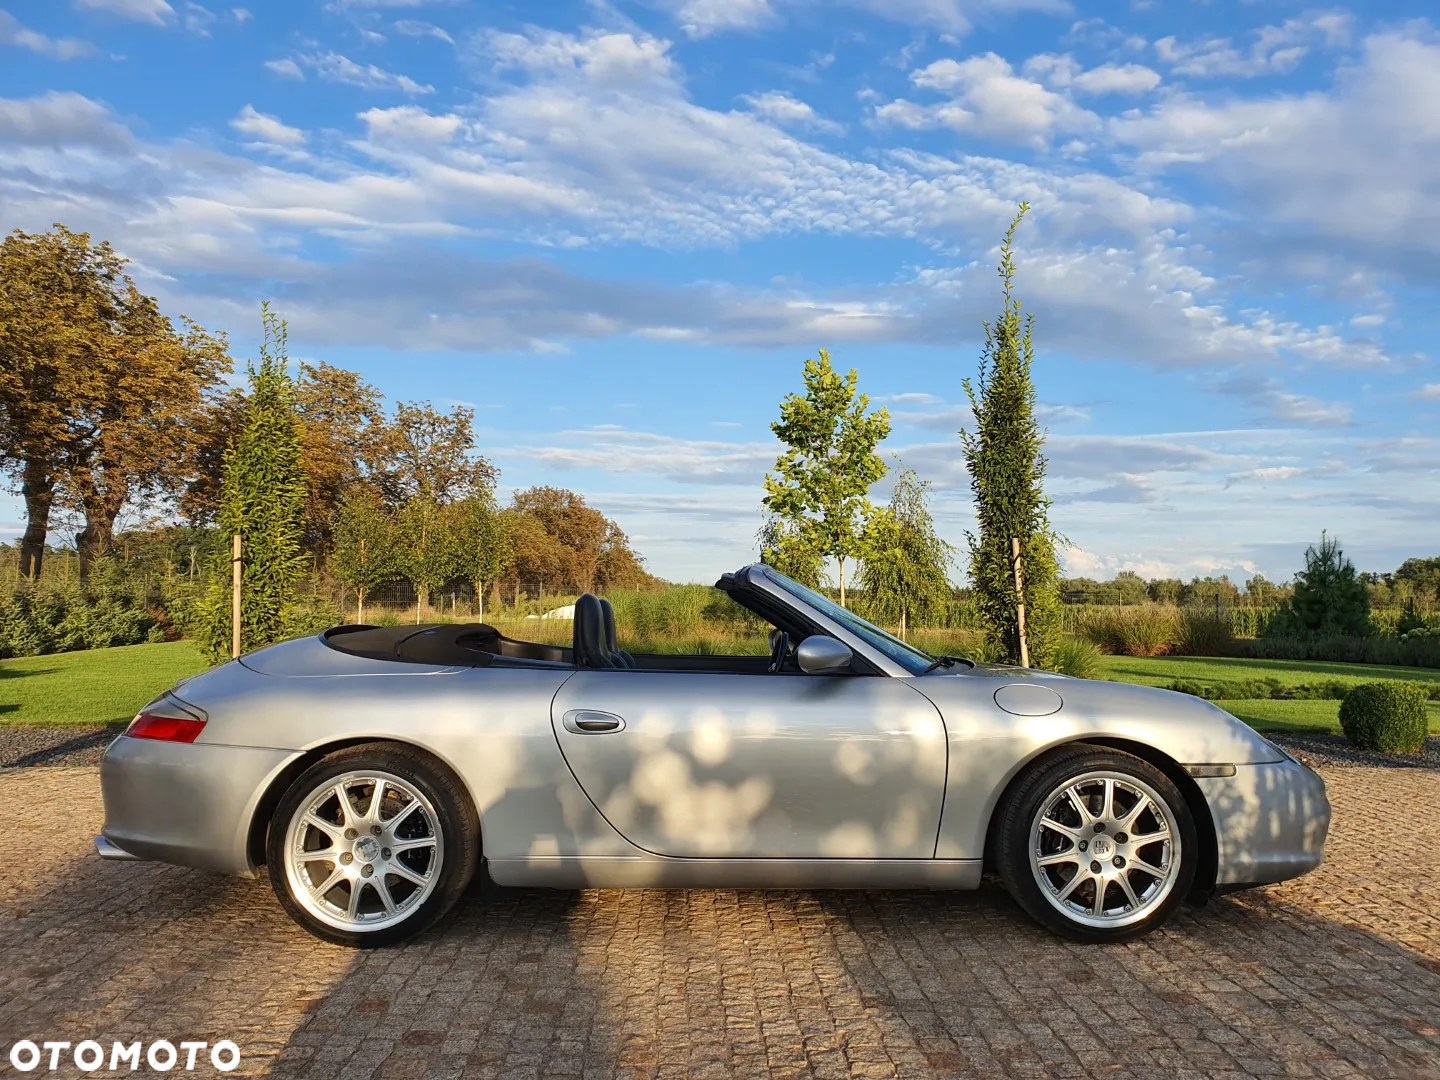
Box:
[1028, 770, 1182, 929]
[283, 770, 444, 933]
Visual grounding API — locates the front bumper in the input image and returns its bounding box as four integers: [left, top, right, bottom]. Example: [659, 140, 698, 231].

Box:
[100, 735, 300, 875]
[1196, 758, 1331, 887]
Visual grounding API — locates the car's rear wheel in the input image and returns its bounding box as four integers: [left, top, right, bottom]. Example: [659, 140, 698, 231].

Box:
[995, 745, 1196, 943]
[267, 744, 478, 947]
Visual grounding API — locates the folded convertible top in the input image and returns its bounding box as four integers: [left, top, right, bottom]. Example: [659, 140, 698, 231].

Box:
[322, 623, 571, 667]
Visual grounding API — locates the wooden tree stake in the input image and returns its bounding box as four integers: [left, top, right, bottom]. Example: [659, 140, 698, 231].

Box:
[231, 533, 242, 659]
[1011, 536, 1030, 669]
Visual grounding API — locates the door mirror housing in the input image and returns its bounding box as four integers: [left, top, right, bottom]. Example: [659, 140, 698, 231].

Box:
[795, 635, 854, 674]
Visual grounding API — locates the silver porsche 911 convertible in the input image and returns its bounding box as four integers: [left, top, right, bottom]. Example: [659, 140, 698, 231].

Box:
[97, 564, 1330, 946]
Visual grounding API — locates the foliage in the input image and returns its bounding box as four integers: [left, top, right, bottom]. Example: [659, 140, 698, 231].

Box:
[372, 400, 496, 507]
[0, 572, 159, 658]
[1231, 633, 1440, 669]
[858, 468, 953, 635]
[1049, 635, 1103, 679]
[1178, 609, 1235, 656]
[1339, 682, 1430, 752]
[501, 487, 655, 596]
[0, 225, 228, 580]
[1166, 675, 1437, 702]
[1075, 605, 1182, 657]
[395, 497, 463, 622]
[1267, 532, 1372, 639]
[196, 305, 309, 662]
[763, 349, 891, 607]
[757, 516, 824, 588]
[330, 486, 404, 623]
[448, 495, 511, 620]
[960, 205, 1062, 669]
[294, 361, 389, 549]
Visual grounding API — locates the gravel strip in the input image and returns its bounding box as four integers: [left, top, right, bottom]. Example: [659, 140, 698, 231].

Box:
[0, 725, 125, 768]
[1268, 731, 1440, 770]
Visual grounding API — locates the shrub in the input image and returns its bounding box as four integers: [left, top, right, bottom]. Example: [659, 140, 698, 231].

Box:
[1339, 682, 1430, 753]
[1049, 636, 1102, 679]
[1076, 605, 1181, 656]
[1231, 633, 1440, 670]
[1177, 609, 1234, 656]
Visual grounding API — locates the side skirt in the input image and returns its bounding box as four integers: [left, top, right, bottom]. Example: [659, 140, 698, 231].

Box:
[486, 856, 983, 891]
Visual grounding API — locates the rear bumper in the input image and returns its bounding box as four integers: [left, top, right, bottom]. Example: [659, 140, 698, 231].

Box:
[1197, 758, 1331, 886]
[100, 735, 300, 875]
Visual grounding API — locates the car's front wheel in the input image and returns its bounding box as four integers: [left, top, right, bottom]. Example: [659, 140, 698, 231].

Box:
[267, 744, 478, 947]
[995, 744, 1197, 942]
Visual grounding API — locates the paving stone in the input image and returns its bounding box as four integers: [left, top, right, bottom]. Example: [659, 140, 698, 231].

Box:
[0, 766, 1437, 1078]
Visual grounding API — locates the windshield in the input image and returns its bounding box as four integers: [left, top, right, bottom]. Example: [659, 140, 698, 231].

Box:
[759, 567, 944, 675]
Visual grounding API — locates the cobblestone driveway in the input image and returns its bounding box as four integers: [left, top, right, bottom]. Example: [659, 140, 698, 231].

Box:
[1, 766, 1437, 1080]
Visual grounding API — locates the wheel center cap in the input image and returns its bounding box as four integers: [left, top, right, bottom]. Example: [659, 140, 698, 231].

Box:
[1090, 835, 1115, 859]
[354, 836, 381, 862]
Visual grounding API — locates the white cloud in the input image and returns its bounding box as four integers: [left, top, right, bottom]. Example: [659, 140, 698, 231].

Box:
[1415, 383, 1440, 401]
[264, 57, 303, 79]
[1217, 375, 1353, 427]
[739, 91, 843, 134]
[74, 0, 174, 24]
[841, 0, 1068, 35]
[878, 52, 1099, 145]
[1023, 54, 1159, 95]
[393, 19, 453, 44]
[1071, 63, 1160, 95]
[670, 0, 777, 38]
[1, 11, 92, 59]
[1113, 31, 1440, 271]
[505, 428, 776, 486]
[182, 1, 214, 35]
[0, 90, 132, 150]
[231, 6, 250, 22]
[1154, 12, 1352, 79]
[290, 51, 434, 94]
[230, 104, 305, 147]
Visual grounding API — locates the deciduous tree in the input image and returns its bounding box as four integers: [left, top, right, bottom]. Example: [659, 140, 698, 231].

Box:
[858, 468, 952, 638]
[960, 205, 1062, 668]
[331, 486, 403, 624]
[763, 349, 890, 607]
[449, 495, 510, 620]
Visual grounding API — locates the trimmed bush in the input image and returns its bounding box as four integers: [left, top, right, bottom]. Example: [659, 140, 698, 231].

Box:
[1339, 682, 1430, 753]
[1231, 633, 1440, 670]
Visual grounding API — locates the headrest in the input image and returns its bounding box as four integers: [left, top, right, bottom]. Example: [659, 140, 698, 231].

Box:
[572, 593, 615, 669]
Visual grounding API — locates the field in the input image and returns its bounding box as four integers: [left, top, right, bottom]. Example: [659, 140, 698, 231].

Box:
[4, 638, 1439, 736]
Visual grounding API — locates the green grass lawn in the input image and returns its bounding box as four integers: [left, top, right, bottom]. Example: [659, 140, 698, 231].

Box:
[0, 641, 209, 727]
[1096, 654, 1440, 734]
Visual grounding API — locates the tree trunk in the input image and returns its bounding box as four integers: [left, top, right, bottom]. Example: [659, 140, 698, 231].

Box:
[18, 459, 55, 580]
[76, 491, 123, 582]
[899, 607, 907, 641]
[837, 556, 847, 608]
[474, 579, 484, 621]
[416, 584, 427, 624]
[356, 586, 366, 626]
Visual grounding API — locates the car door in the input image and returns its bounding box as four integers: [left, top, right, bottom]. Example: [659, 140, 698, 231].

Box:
[549, 669, 948, 859]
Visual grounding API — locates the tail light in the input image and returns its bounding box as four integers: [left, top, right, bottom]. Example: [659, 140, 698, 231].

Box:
[127, 696, 206, 743]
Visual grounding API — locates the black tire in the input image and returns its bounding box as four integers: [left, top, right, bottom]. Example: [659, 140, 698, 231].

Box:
[994, 743, 1197, 943]
[267, 742, 479, 948]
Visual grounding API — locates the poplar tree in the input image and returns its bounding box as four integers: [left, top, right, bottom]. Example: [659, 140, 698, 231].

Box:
[960, 205, 1062, 667]
[763, 350, 890, 606]
[197, 305, 308, 661]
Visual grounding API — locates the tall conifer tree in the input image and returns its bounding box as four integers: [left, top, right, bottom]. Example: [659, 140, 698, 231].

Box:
[960, 205, 1062, 667]
[198, 304, 308, 661]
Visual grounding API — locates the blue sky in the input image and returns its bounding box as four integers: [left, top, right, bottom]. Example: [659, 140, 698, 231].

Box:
[3, 0, 1438, 584]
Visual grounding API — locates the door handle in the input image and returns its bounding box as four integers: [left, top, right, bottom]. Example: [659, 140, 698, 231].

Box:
[562, 709, 626, 734]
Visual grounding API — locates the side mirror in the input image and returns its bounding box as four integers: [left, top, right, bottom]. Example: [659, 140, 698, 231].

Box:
[795, 635, 854, 674]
